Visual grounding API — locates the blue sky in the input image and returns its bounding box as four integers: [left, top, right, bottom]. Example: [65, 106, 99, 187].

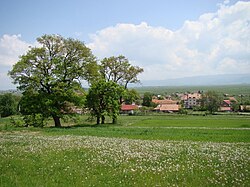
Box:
[0, 0, 249, 89]
[0, 0, 240, 42]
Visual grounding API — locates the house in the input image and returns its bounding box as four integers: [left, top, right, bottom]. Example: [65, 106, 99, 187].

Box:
[222, 100, 231, 107]
[120, 104, 139, 114]
[228, 97, 237, 102]
[219, 107, 232, 112]
[182, 93, 201, 109]
[220, 100, 232, 112]
[240, 105, 250, 112]
[152, 99, 177, 105]
[154, 104, 180, 112]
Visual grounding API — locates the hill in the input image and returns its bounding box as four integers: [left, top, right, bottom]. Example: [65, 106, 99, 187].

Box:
[141, 74, 250, 86]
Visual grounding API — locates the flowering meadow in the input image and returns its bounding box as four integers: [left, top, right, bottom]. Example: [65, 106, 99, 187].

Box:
[1, 131, 249, 187]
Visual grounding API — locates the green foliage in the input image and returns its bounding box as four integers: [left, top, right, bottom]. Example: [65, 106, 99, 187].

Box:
[86, 80, 124, 124]
[100, 55, 143, 88]
[10, 117, 25, 127]
[200, 91, 222, 114]
[23, 114, 46, 127]
[0, 93, 19, 117]
[8, 34, 93, 127]
[123, 89, 140, 104]
[142, 92, 157, 107]
[178, 108, 188, 114]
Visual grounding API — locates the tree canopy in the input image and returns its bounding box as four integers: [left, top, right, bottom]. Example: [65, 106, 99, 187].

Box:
[9, 34, 96, 127]
[200, 91, 221, 114]
[100, 55, 143, 89]
[0, 93, 20, 117]
[86, 80, 124, 124]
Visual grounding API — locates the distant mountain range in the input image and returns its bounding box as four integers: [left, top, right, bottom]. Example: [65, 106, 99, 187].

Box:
[141, 74, 250, 86]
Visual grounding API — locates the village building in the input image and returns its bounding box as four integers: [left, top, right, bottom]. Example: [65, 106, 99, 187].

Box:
[154, 104, 180, 112]
[240, 105, 250, 112]
[152, 99, 177, 105]
[181, 93, 201, 109]
[219, 100, 232, 112]
[152, 99, 180, 112]
[120, 104, 139, 114]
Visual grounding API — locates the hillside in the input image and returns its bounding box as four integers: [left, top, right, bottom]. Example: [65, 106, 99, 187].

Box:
[141, 74, 250, 87]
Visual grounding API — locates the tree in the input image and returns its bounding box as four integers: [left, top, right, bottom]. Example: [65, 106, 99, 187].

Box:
[100, 55, 143, 105]
[9, 34, 96, 127]
[0, 93, 19, 117]
[230, 100, 240, 112]
[86, 80, 124, 124]
[142, 92, 156, 107]
[200, 91, 221, 114]
[100, 55, 143, 89]
[123, 89, 140, 104]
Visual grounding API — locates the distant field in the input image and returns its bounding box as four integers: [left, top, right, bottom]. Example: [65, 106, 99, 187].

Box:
[1, 114, 250, 186]
[134, 84, 250, 96]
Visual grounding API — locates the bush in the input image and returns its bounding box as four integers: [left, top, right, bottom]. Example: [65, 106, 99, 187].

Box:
[0, 93, 20, 117]
[178, 108, 188, 115]
[10, 117, 26, 127]
[23, 114, 46, 127]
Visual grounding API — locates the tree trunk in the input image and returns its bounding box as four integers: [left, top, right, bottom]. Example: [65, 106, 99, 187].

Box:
[97, 116, 100, 125]
[53, 115, 61, 127]
[119, 96, 123, 105]
[101, 115, 105, 124]
[112, 117, 117, 124]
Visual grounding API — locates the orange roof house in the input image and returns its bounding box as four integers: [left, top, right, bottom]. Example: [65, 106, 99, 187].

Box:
[219, 107, 232, 112]
[154, 104, 180, 112]
[121, 104, 138, 111]
[152, 99, 177, 105]
[120, 104, 139, 114]
[222, 100, 231, 107]
[228, 97, 237, 102]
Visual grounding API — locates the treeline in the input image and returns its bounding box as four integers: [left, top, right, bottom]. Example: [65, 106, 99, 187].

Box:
[0, 93, 21, 118]
[1, 88, 250, 126]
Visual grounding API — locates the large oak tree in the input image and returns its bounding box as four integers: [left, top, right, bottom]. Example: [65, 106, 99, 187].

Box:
[9, 34, 97, 127]
[100, 55, 143, 89]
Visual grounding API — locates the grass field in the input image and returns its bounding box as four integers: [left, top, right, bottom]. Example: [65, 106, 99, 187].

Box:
[0, 114, 250, 186]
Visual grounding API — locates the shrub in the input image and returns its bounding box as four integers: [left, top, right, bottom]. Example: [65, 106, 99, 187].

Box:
[23, 114, 46, 127]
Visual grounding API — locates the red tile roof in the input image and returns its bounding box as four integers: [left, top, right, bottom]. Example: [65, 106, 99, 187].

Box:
[223, 100, 231, 105]
[228, 97, 237, 102]
[121, 104, 138, 111]
[152, 99, 177, 105]
[154, 104, 180, 111]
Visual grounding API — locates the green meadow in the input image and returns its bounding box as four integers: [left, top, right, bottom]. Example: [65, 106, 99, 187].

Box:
[1, 114, 250, 186]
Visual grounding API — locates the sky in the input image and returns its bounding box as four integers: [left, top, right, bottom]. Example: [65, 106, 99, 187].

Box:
[0, 0, 250, 89]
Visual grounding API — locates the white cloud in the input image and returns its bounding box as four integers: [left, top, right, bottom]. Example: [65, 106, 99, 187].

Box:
[0, 34, 33, 89]
[88, 1, 250, 81]
[0, 34, 31, 67]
